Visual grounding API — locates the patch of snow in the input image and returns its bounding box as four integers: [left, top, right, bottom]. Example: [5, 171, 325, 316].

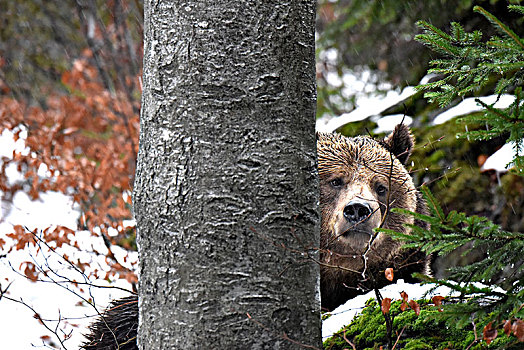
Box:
[481, 140, 522, 173]
[0, 192, 135, 349]
[319, 48, 338, 63]
[37, 162, 51, 177]
[0, 190, 86, 350]
[0, 128, 28, 158]
[432, 94, 515, 125]
[316, 86, 417, 133]
[325, 71, 343, 87]
[322, 279, 506, 340]
[2, 191, 79, 230]
[0, 130, 135, 349]
[123, 218, 136, 228]
[3, 162, 25, 185]
[419, 73, 439, 85]
[315, 71, 444, 134]
[373, 114, 413, 134]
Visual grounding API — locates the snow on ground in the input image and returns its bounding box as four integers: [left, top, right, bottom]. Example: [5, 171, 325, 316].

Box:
[316, 67, 516, 135]
[316, 86, 417, 133]
[0, 214, 135, 349]
[481, 140, 523, 173]
[316, 49, 422, 134]
[0, 191, 84, 349]
[428, 93, 520, 175]
[0, 128, 28, 158]
[372, 114, 413, 134]
[432, 94, 515, 125]
[322, 280, 507, 341]
[0, 131, 135, 349]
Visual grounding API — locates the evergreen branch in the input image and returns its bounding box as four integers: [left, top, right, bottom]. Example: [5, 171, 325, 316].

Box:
[508, 5, 524, 15]
[516, 87, 522, 120]
[475, 98, 515, 122]
[473, 6, 524, 50]
[376, 227, 416, 242]
[485, 38, 522, 51]
[406, 5, 524, 342]
[481, 61, 524, 71]
[416, 20, 454, 43]
[420, 186, 444, 220]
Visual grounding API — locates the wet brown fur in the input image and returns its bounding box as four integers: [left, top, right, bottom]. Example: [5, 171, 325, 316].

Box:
[318, 124, 429, 311]
[82, 296, 138, 350]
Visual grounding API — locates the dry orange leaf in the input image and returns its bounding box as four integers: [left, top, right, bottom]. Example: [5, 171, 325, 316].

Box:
[400, 291, 409, 311]
[381, 297, 392, 314]
[408, 300, 420, 316]
[513, 319, 524, 342]
[385, 267, 394, 281]
[503, 319, 512, 336]
[483, 322, 498, 345]
[432, 295, 445, 312]
[0, 55, 139, 287]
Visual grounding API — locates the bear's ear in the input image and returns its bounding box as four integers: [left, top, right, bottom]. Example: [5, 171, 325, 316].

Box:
[381, 124, 414, 165]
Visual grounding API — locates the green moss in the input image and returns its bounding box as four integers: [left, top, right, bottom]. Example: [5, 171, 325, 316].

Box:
[401, 340, 433, 350]
[322, 311, 333, 321]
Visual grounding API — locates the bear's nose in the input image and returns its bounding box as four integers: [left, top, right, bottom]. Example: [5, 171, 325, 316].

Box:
[343, 200, 372, 224]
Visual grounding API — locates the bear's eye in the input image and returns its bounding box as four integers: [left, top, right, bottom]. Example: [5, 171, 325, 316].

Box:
[330, 178, 343, 188]
[376, 184, 387, 196]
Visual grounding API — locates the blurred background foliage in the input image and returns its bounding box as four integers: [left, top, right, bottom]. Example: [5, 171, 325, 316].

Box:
[0, 0, 143, 104]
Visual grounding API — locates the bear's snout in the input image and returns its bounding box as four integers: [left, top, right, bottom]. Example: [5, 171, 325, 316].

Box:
[343, 200, 372, 224]
[332, 196, 381, 242]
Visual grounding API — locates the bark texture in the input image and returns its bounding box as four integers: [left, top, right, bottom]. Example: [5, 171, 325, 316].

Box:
[134, 1, 319, 348]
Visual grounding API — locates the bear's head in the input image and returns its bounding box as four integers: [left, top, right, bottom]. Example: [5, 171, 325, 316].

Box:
[317, 124, 428, 310]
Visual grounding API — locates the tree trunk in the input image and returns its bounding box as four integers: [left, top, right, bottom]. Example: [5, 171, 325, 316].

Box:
[134, 1, 319, 348]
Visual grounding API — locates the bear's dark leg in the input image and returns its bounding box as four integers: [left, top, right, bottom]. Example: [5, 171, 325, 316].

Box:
[82, 295, 138, 350]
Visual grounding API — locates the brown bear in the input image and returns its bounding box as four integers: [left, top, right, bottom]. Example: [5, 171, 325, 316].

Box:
[83, 124, 429, 348]
[317, 124, 430, 311]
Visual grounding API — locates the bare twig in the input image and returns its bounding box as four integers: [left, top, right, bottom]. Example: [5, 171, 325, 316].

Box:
[342, 329, 357, 350]
[465, 320, 479, 350]
[5, 228, 134, 349]
[1, 294, 70, 350]
[392, 325, 406, 350]
[375, 287, 393, 349]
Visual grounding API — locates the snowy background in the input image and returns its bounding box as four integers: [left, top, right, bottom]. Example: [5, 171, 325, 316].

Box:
[0, 130, 135, 349]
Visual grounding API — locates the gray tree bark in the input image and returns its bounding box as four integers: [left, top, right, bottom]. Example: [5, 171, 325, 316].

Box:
[134, 1, 319, 348]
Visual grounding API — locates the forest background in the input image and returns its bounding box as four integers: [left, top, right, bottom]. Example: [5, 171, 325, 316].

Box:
[0, 0, 523, 348]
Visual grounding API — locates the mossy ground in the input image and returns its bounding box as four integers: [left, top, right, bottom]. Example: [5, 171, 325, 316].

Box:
[323, 299, 519, 350]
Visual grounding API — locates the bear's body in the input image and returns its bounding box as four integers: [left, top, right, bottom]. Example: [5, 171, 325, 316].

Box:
[83, 124, 429, 348]
[82, 296, 138, 350]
